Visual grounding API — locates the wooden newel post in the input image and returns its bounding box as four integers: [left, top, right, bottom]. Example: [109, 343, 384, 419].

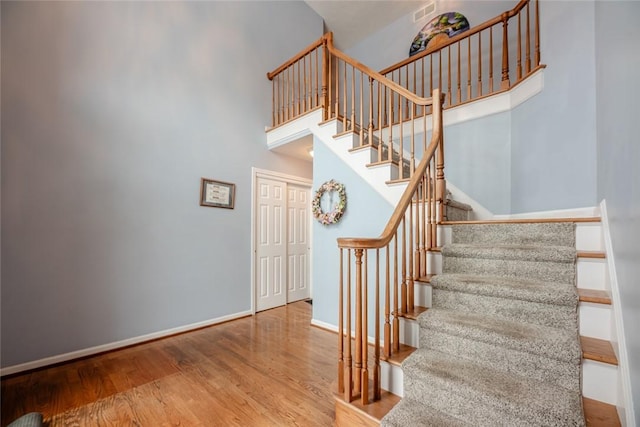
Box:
[501, 12, 511, 89]
[354, 249, 363, 395]
[321, 35, 329, 121]
[338, 249, 344, 395]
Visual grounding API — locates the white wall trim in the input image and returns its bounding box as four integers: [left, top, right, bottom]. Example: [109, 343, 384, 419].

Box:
[600, 199, 635, 427]
[492, 205, 600, 220]
[250, 168, 313, 315]
[0, 310, 252, 377]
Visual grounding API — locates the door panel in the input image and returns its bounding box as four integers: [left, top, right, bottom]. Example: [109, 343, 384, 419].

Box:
[287, 185, 311, 303]
[256, 178, 287, 312]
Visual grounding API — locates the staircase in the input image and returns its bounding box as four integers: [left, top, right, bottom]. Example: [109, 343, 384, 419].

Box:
[384, 222, 585, 425]
[265, 1, 626, 424]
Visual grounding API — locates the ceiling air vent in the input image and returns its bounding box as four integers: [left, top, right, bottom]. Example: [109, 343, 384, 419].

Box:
[413, 2, 436, 23]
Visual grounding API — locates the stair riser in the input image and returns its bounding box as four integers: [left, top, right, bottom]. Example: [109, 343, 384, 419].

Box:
[577, 258, 608, 290]
[403, 370, 583, 427]
[432, 289, 578, 329]
[451, 223, 575, 247]
[582, 360, 618, 405]
[579, 303, 612, 341]
[443, 256, 576, 284]
[418, 328, 581, 391]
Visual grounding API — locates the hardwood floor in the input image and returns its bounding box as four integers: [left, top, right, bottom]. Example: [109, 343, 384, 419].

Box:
[1, 302, 337, 426]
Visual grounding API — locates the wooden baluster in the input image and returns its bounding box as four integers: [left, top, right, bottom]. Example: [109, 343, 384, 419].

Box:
[435, 90, 446, 228]
[447, 46, 452, 107]
[457, 42, 462, 104]
[271, 77, 275, 127]
[410, 103, 415, 177]
[489, 27, 494, 93]
[315, 47, 319, 108]
[427, 163, 433, 249]
[384, 242, 391, 358]
[501, 12, 511, 89]
[393, 233, 399, 353]
[324, 40, 330, 120]
[361, 250, 369, 405]
[421, 174, 427, 275]
[374, 249, 381, 401]
[535, 0, 540, 65]
[359, 72, 364, 147]
[351, 66, 356, 132]
[401, 218, 407, 317]
[517, 12, 522, 80]
[296, 60, 300, 116]
[421, 58, 425, 115]
[467, 37, 472, 99]
[395, 70, 400, 124]
[429, 56, 433, 114]
[438, 51, 442, 98]
[478, 32, 483, 96]
[344, 249, 352, 402]
[412, 61, 417, 116]
[526, 2, 531, 73]
[368, 78, 374, 147]
[303, 55, 307, 113]
[304, 54, 309, 112]
[338, 248, 344, 394]
[343, 62, 347, 128]
[398, 99, 404, 179]
[335, 59, 340, 122]
[408, 198, 414, 312]
[378, 84, 383, 163]
[387, 86, 393, 163]
[405, 66, 410, 120]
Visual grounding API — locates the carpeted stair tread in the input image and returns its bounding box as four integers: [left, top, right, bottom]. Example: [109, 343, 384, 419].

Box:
[430, 273, 578, 306]
[402, 349, 585, 426]
[381, 398, 472, 427]
[451, 222, 575, 247]
[418, 309, 581, 364]
[443, 243, 576, 264]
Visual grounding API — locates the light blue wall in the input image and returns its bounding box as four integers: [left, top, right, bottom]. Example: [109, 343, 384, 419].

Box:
[510, 1, 597, 213]
[1, 1, 322, 368]
[346, 1, 599, 215]
[594, 1, 640, 421]
[311, 137, 393, 327]
[445, 113, 511, 214]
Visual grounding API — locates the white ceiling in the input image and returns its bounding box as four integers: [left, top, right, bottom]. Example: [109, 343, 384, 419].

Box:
[304, 0, 425, 50]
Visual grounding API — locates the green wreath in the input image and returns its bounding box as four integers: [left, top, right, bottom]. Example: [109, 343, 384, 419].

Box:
[312, 180, 347, 225]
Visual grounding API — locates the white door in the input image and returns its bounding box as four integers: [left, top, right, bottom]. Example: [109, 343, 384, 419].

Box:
[287, 184, 311, 303]
[255, 177, 287, 312]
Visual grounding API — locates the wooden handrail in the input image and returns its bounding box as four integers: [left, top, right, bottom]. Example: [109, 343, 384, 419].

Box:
[326, 43, 435, 107]
[267, 35, 327, 80]
[380, 0, 529, 75]
[337, 90, 443, 250]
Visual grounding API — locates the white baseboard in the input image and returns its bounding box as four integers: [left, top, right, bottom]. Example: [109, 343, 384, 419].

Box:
[0, 310, 253, 377]
[600, 199, 635, 427]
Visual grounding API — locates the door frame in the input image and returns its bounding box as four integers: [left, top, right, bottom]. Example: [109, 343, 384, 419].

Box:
[251, 167, 312, 314]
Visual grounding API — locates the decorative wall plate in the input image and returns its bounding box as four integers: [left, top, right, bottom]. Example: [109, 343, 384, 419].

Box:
[409, 12, 470, 57]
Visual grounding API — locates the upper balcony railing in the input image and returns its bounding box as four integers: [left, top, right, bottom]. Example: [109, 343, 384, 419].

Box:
[381, 0, 542, 123]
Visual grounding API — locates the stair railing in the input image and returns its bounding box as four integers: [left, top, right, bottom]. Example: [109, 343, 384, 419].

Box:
[380, 0, 542, 122]
[268, 34, 446, 405]
[336, 89, 444, 405]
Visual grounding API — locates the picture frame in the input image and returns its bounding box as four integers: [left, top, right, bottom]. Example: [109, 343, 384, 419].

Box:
[200, 178, 235, 209]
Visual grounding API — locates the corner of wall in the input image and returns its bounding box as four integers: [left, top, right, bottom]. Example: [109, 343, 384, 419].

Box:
[599, 199, 635, 427]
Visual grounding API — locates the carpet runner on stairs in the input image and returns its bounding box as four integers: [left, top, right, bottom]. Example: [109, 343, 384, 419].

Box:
[381, 222, 585, 426]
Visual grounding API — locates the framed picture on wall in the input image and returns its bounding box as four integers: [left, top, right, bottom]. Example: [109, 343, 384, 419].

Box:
[200, 178, 235, 209]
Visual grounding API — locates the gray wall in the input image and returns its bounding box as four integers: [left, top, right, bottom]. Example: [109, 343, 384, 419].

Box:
[595, 1, 640, 422]
[1, 1, 321, 368]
